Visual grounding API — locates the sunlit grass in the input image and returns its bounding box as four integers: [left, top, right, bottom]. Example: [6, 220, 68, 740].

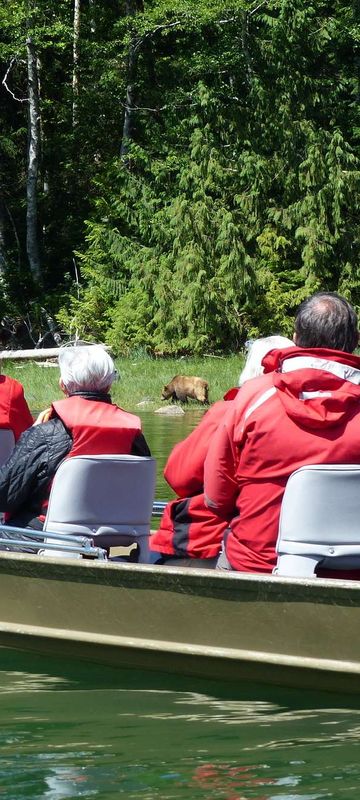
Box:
[1, 354, 245, 413]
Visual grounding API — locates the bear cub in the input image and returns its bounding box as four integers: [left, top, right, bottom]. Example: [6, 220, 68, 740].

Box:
[161, 375, 209, 404]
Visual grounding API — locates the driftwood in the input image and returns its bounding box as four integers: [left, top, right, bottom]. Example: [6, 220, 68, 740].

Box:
[0, 345, 110, 361]
[0, 347, 62, 361]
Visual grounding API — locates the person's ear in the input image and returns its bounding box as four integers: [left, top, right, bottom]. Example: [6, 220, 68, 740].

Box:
[59, 378, 68, 396]
[293, 332, 298, 345]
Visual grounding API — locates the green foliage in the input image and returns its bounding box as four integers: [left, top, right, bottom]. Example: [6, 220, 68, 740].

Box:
[1, 0, 360, 350]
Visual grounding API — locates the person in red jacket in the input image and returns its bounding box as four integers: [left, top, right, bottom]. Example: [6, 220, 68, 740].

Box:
[204, 292, 360, 574]
[150, 335, 293, 567]
[0, 373, 33, 443]
[0, 344, 150, 543]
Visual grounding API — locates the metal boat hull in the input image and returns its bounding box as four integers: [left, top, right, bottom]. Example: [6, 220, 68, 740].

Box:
[0, 552, 359, 693]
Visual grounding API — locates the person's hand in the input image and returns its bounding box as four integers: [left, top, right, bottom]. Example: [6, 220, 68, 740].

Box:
[34, 407, 52, 425]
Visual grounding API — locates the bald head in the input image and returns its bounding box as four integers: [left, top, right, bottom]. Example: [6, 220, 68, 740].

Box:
[294, 292, 359, 353]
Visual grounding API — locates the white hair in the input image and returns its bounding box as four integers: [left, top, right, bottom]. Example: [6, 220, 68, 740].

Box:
[239, 335, 293, 386]
[58, 345, 117, 394]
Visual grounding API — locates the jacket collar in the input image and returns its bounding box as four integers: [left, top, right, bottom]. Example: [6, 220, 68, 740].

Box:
[68, 391, 112, 404]
[281, 355, 360, 385]
[263, 346, 360, 379]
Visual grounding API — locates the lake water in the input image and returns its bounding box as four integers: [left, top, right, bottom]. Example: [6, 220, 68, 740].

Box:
[138, 408, 206, 500]
[6, 408, 359, 799]
[1, 646, 360, 799]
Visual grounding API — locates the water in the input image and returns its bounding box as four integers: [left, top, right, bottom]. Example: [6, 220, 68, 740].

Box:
[138, 408, 206, 500]
[0, 647, 360, 799]
[9, 411, 358, 798]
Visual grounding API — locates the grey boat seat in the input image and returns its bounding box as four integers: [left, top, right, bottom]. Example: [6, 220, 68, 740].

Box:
[43, 454, 156, 562]
[275, 464, 360, 578]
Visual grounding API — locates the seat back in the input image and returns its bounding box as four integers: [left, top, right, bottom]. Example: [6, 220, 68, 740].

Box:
[43, 454, 156, 562]
[0, 429, 15, 467]
[275, 464, 360, 577]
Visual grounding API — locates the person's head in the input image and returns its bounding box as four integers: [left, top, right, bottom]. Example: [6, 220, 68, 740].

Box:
[239, 335, 293, 386]
[58, 345, 117, 395]
[294, 292, 359, 353]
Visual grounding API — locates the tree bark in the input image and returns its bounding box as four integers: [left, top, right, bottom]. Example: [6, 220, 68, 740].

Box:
[0, 196, 7, 275]
[26, 28, 41, 283]
[120, 0, 144, 159]
[89, 0, 95, 35]
[73, 0, 81, 127]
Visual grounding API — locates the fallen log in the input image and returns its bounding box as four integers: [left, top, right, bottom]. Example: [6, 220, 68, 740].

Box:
[0, 345, 110, 361]
[0, 347, 62, 361]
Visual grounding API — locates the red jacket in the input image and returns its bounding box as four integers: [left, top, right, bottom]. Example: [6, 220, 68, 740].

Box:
[51, 396, 142, 457]
[204, 347, 360, 573]
[150, 389, 239, 558]
[0, 375, 33, 440]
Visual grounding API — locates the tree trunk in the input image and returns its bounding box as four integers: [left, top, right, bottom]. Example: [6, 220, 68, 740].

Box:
[73, 0, 81, 127]
[120, 0, 144, 159]
[89, 0, 95, 35]
[0, 197, 7, 275]
[120, 40, 138, 158]
[26, 28, 41, 283]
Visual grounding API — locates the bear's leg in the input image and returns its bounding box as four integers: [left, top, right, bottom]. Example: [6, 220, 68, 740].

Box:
[176, 393, 188, 403]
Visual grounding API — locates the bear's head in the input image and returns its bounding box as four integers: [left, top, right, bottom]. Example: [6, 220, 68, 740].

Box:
[161, 383, 172, 400]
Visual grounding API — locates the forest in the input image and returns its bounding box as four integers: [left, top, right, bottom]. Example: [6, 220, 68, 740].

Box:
[1, 0, 360, 354]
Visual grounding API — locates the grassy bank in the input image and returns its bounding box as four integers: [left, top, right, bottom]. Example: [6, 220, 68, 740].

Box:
[2, 354, 245, 413]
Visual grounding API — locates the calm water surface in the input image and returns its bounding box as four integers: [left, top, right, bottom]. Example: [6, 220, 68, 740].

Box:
[13, 411, 359, 798]
[138, 408, 206, 500]
[0, 647, 359, 799]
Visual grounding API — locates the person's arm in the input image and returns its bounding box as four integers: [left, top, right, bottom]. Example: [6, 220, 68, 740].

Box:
[204, 375, 275, 516]
[8, 378, 34, 440]
[203, 408, 239, 519]
[164, 402, 226, 497]
[0, 419, 71, 513]
[0, 425, 49, 512]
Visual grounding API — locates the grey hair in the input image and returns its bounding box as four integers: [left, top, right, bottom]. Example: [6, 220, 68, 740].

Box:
[294, 292, 358, 353]
[58, 345, 117, 394]
[239, 335, 293, 386]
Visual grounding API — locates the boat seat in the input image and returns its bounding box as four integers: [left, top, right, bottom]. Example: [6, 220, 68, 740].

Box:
[275, 464, 360, 577]
[43, 454, 156, 562]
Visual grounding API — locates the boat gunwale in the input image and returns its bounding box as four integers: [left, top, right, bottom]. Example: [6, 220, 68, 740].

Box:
[0, 550, 359, 605]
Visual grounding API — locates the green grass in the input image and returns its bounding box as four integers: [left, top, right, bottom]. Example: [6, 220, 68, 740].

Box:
[1, 354, 245, 413]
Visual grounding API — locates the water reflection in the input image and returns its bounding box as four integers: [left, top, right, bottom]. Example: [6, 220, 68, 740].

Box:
[139, 408, 205, 500]
[0, 648, 360, 799]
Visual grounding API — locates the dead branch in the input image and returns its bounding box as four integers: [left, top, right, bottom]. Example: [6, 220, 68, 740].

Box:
[2, 58, 28, 103]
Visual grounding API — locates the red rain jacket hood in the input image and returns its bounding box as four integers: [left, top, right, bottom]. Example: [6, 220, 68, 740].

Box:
[262, 347, 360, 430]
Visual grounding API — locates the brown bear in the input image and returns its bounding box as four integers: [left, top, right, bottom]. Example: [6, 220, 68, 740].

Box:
[161, 375, 209, 404]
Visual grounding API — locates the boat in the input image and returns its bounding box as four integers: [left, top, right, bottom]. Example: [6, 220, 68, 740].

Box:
[0, 546, 359, 695]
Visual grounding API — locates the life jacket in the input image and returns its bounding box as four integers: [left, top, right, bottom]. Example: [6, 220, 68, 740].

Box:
[38, 395, 142, 521]
[51, 396, 142, 457]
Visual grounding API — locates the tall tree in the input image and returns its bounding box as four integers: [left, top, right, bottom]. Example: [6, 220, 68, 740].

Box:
[120, 0, 144, 158]
[26, 2, 41, 283]
[72, 0, 81, 128]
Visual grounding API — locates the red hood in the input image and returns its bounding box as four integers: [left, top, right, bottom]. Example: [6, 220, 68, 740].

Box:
[262, 347, 360, 429]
